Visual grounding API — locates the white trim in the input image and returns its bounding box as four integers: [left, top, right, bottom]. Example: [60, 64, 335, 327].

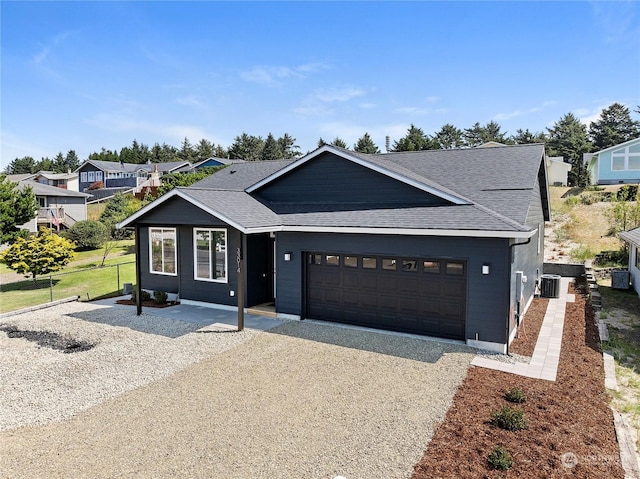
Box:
[245, 144, 471, 205]
[149, 227, 178, 276]
[193, 227, 228, 283]
[180, 299, 241, 312]
[593, 137, 640, 155]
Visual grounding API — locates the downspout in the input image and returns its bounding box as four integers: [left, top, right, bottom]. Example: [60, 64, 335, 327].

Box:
[506, 236, 532, 355]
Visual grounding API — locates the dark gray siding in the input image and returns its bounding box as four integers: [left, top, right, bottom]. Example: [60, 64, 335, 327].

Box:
[256, 152, 450, 208]
[510, 172, 545, 337]
[105, 178, 137, 188]
[275, 232, 511, 344]
[136, 196, 229, 227]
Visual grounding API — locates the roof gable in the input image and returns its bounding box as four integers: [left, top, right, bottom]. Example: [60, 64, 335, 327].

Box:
[594, 137, 640, 155]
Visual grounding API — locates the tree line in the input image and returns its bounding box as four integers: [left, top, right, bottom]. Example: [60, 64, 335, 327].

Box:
[5, 103, 639, 187]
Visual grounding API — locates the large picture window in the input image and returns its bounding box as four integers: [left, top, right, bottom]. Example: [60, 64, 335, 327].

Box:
[194, 228, 227, 282]
[612, 144, 640, 171]
[149, 228, 177, 275]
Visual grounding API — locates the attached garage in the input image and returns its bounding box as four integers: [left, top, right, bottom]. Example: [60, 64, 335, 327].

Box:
[306, 252, 466, 340]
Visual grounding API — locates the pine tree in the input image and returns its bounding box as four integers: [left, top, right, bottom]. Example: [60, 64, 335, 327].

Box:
[392, 124, 435, 151]
[354, 133, 380, 153]
[261, 133, 283, 161]
[0, 175, 38, 244]
[546, 113, 592, 186]
[589, 103, 640, 150]
[434, 124, 464, 149]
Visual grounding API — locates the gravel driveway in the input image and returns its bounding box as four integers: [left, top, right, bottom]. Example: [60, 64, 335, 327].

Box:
[0, 302, 475, 479]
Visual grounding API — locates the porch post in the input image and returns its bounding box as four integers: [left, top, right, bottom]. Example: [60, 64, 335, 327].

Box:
[236, 234, 245, 331]
[135, 224, 142, 316]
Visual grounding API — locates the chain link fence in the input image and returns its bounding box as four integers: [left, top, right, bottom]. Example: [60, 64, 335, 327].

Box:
[0, 262, 136, 314]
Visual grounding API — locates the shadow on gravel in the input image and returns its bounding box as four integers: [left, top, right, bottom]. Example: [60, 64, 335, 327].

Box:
[0, 325, 95, 353]
[267, 320, 475, 364]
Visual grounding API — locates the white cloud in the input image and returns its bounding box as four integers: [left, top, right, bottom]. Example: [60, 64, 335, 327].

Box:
[31, 31, 73, 65]
[314, 87, 366, 103]
[395, 106, 431, 115]
[174, 95, 207, 109]
[494, 100, 557, 121]
[317, 121, 408, 151]
[240, 62, 330, 86]
[293, 87, 369, 117]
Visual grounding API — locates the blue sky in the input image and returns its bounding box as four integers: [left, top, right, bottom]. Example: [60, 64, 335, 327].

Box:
[1, 1, 638, 169]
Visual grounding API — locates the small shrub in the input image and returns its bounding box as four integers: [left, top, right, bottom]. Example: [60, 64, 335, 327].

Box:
[87, 181, 104, 191]
[504, 386, 526, 403]
[488, 445, 513, 470]
[564, 196, 579, 207]
[490, 405, 527, 431]
[153, 290, 168, 304]
[570, 245, 594, 262]
[66, 220, 109, 251]
[131, 288, 152, 302]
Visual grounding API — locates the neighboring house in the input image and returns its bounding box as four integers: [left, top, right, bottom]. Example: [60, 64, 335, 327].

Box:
[18, 180, 91, 232]
[585, 137, 640, 185]
[32, 171, 79, 191]
[75, 160, 191, 193]
[176, 157, 245, 173]
[619, 227, 640, 297]
[118, 144, 550, 353]
[546, 156, 571, 186]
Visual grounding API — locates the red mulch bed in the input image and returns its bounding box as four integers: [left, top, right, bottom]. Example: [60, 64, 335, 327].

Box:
[412, 279, 625, 478]
[509, 298, 548, 357]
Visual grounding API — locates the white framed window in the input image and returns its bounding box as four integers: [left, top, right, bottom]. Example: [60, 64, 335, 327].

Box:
[611, 144, 640, 171]
[194, 228, 227, 282]
[149, 228, 177, 275]
[96, 171, 103, 181]
[80, 172, 87, 182]
[88, 171, 95, 182]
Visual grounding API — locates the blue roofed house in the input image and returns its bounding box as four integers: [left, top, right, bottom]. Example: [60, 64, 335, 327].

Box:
[585, 137, 640, 185]
[118, 143, 550, 353]
[619, 227, 640, 297]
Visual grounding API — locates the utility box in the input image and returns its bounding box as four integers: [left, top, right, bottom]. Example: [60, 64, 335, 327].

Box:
[123, 283, 133, 295]
[540, 274, 561, 298]
[612, 270, 630, 290]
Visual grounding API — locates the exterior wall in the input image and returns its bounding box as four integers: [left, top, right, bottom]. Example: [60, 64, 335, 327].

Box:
[77, 164, 106, 192]
[595, 146, 640, 184]
[630, 243, 640, 297]
[275, 232, 511, 345]
[510, 174, 545, 341]
[256, 151, 450, 207]
[106, 177, 138, 188]
[44, 196, 87, 222]
[547, 161, 570, 186]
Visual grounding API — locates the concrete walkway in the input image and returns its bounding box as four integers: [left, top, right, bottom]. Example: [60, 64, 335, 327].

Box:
[471, 277, 574, 381]
[92, 296, 281, 331]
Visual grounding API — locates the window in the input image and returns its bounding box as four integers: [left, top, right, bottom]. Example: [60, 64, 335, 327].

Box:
[80, 172, 87, 183]
[636, 247, 640, 270]
[382, 258, 397, 270]
[309, 254, 322, 265]
[362, 257, 377, 269]
[344, 256, 358, 268]
[446, 262, 464, 275]
[402, 259, 418, 271]
[96, 171, 103, 181]
[194, 228, 227, 282]
[149, 228, 176, 275]
[326, 255, 340, 266]
[88, 171, 95, 182]
[423, 260, 440, 273]
[611, 144, 640, 171]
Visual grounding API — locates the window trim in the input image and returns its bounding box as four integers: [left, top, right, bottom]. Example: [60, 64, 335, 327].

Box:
[635, 246, 640, 270]
[80, 171, 87, 183]
[611, 145, 640, 171]
[149, 227, 177, 276]
[193, 228, 228, 283]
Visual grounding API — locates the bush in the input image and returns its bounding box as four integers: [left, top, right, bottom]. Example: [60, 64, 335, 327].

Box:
[131, 288, 152, 302]
[66, 220, 109, 251]
[564, 196, 579, 207]
[487, 445, 513, 470]
[153, 290, 168, 304]
[489, 405, 527, 431]
[570, 245, 595, 262]
[504, 386, 526, 403]
[87, 181, 104, 191]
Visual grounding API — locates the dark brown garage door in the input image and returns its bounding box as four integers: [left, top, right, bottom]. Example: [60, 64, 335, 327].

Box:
[306, 253, 466, 340]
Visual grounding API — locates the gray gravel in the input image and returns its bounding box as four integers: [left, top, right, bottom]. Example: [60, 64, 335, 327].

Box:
[0, 302, 475, 479]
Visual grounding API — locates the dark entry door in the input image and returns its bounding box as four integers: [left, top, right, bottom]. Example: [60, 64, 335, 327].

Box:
[306, 253, 466, 340]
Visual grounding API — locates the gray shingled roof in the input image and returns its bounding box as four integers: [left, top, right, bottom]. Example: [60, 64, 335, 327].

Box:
[620, 227, 640, 246]
[121, 144, 546, 236]
[19, 180, 91, 198]
[77, 160, 190, 174]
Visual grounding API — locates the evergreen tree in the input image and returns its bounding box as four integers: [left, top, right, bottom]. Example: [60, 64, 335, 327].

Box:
[392, 124, 435, 151]
[510, 129, 547, 144]
[177, 137, 197, 163]
[546, 113, 592, 186]
[228, 133, 265, 161]
[0, 175, 38, 244]
[463, 121, 508, 147]
[330, 137, 348, 149]
[261, 133, 283, 161]
[6, 156, 37, 174]
[195, 139, 215, 162]
[434, 124, 463, 149]
[88, 148, 119, 163]
[354, 133, 380, 153]
[588, 103, 640, 151]
[277, 133, 300, 159]
[35, 157, 55, 172]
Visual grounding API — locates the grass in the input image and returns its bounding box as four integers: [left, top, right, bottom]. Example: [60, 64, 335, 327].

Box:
[0, 240, 136, 313]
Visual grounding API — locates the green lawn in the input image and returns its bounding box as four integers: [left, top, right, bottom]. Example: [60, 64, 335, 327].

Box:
[0, 240, 136, 313]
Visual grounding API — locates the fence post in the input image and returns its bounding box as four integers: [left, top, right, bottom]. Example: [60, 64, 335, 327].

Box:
[49, 275, 53, 302]
[117, 264, 121, 294]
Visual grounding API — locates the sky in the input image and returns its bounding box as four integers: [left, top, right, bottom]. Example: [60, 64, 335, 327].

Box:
[1, 1, 639, 169]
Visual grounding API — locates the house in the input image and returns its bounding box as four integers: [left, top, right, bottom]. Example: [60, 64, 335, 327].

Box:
[118, 143, 550, 353]
[32, 171, 79, 191]
[173, 157, 245, 173]
[546, 156, 571, 186]
[619, 227, 640, 297]
[75, 160, 191, 193]
[585, 137, 640, 185]
[18, 180, 91, 232]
